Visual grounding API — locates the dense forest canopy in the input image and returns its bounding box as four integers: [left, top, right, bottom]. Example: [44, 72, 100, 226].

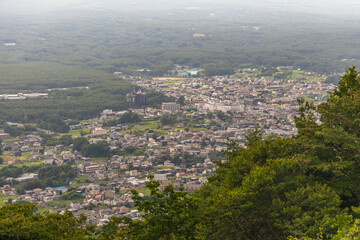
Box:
[0, 2, 358, 124]
[0, 7, 360, 81]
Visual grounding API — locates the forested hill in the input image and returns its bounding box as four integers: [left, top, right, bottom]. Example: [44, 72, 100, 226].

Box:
[2, 67, 360, 239]
[0, 9, 360, 78]
[0, 7, 360, 124]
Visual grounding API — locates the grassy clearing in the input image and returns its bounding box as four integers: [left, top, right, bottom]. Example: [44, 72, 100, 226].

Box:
[2, 137, 19, 144]
[19, 152, 31, 161]
[66, 129, 91, 137]
[0, 195, 18, 207]
[138, 188, 151, 197]
[153, 77, 185, 81]
[164, 81, 179, 87]
[292, 72, 326, 82]
[176, 127, 208, 132]
[70, 175, 89, 188]
[0, 154, 14, 164]
[124, 120, 169, 135]
[137, 121, 160, 131]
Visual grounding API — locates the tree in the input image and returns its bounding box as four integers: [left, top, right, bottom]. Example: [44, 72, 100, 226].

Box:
[325, 75, 341, 84]
[160, 114, 176, 126]
[176, 95, 185, 106]
[196, 134, 344, 239]
[296, 67, 360, 207]
[37, 114, 70, 133]
[94, 175, 199, 240]
[119, 111, 141, 124]
[0, 140, 3, 156]
[73, 137, 89, 152]
[81, 141, 111, 158]
[61, 189, 85, 201]
[331, 206, 360, 240]
[0, 204, 87, 240]
[215, 110, 226, 121]
[203, 63, 234, 76]
[124, 175, 199, 239]
[335, 66, 360, 97]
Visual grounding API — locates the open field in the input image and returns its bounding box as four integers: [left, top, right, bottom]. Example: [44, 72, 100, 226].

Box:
[0, 154, 14, 164]
[66, 129, 91, 137]
[153, 77, 185, 81]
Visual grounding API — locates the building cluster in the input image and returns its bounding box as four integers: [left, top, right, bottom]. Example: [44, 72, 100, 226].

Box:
[0, 92, 48, 100]
[133, 70, 334, 137]
[0, 68, 336, 224]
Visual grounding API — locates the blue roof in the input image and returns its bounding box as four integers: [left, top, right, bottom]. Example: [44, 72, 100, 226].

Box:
[54, 186, 67, 190]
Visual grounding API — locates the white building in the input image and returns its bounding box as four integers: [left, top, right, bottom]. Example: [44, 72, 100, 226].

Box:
[93, 128, 107, 136]
[162, 102, 180, 113]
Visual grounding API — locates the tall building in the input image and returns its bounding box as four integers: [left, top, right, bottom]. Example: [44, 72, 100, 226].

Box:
[131, 93, 147, 107]
[162, 102, 180, 113]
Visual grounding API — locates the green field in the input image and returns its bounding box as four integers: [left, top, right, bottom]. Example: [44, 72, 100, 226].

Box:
[67, 129, 91, 137]
[138, 188, 151, 197]
[0, 195, 18, 207]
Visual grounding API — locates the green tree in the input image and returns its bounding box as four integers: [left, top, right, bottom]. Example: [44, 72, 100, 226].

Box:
[215, 110, 226, 121]
[197, 135, 344, 239]
[296, 67, 360, 207]
[0, 204, 87, 240]
[160, 114, 176, 126]
[110, 175, 199, 240]
[332, 206, 360, 240]
[37, 114, 70, 133]
[119, 111, 141, 124]
[61, 189, 85, 201]
[81, 141, 111, 158]
[176, 95, 185, 105]
[335, 66, 360, 97]
[73, 137, 89, 152]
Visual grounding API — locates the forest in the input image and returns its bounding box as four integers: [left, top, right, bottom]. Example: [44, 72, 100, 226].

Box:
[1, 10, 360, 77]
[0, 9, 359, 124]
[1, 68, 360, 239]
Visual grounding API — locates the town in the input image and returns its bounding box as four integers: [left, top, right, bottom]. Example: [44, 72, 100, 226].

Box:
[0, 67, 336, 225]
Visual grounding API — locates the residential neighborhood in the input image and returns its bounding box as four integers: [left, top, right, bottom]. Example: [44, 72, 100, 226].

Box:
[0, 67, 336, 225]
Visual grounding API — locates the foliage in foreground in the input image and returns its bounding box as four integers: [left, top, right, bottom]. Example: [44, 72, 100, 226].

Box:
[0, 204, 87, 240]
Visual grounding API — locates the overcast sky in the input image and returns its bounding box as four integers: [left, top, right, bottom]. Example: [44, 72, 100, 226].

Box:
[0, 0, 359, 16]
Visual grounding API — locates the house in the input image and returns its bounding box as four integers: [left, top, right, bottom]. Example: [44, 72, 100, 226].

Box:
[1, 185, 15, 195]
[0, 133, 10, 140]
[43, 159, 55, 165]
[16, 173, 38, 182]
[104, 191, 115, 199]
[183, 183, 202, 191]
[93, 128, 107, 136]
[29, 154, 41, 162]
[44, 150, 54, 157]
[85, 165, 100, 173]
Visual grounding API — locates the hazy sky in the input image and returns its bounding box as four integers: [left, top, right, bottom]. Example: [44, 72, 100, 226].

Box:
[0, 0, 359, 16]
